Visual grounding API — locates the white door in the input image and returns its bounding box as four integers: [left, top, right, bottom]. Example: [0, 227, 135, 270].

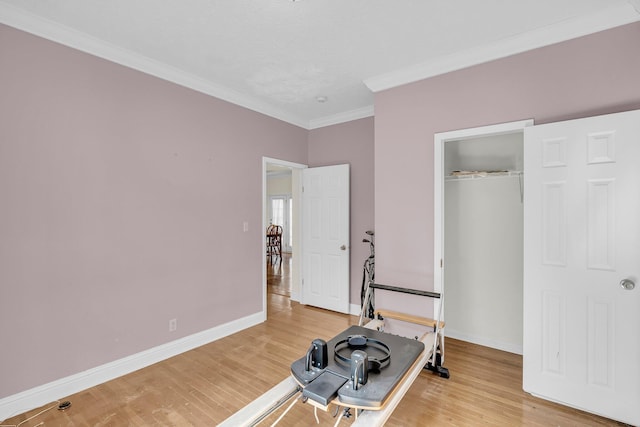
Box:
[523, 109, 640, 425]
[302, 164, 350, 314]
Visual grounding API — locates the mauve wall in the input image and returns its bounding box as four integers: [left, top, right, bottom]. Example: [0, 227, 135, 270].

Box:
[374, 22, 640, 313]
[308, 117, 375, 306]
[0, 24, 307, 398]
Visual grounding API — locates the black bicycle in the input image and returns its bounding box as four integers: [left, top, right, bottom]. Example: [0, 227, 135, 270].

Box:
[360, 230, 375, 319]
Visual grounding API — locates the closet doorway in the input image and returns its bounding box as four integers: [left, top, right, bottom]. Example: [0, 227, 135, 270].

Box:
[434, 120, 532, 354]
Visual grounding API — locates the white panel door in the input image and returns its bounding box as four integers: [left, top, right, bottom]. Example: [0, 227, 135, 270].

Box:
[523, 110, 640, 425]
[302, 164, 350, 314]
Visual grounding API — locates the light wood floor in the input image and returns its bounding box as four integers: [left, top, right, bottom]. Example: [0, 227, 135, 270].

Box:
[266, 252, 291, 298]
[2, 255, 626, 426]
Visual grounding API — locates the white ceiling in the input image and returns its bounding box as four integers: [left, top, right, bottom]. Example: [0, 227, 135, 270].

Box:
[1, 1, 639, 129]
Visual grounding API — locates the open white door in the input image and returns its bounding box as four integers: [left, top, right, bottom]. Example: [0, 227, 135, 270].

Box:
[301, 164, 350, 314]
[523, 109, 640, 425]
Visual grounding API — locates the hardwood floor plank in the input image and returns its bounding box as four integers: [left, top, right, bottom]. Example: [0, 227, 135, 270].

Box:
[2, 256, 626, 426]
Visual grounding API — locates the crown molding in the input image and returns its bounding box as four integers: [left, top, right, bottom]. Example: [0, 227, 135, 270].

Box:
[364, 3, 640, 93]
[308, 105, 374, 130]
[0, 3, 310, 129]
[4, 2, 637, 128]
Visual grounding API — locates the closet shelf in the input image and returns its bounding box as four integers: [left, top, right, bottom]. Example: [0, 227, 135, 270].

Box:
[445, 170, 523, 181]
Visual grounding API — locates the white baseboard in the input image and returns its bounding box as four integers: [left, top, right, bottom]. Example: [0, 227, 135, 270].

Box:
[445, 329, 523, 355]
[349, 303, 362, 316]
[0, 311, 265, 422]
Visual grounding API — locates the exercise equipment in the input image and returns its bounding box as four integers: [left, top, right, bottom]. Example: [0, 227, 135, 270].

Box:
[219, 282, 448, 426]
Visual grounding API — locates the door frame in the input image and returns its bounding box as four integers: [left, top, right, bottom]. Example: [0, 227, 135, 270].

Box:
[263, 157, 307, 317]
[433, 119, 533, 347]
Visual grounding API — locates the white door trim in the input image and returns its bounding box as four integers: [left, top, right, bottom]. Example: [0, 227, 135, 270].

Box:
[433, 119, 533, 334]
[262, 157, 307, 316]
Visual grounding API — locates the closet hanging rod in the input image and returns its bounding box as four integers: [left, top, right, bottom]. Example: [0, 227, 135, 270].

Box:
[445, 170, 523, 181]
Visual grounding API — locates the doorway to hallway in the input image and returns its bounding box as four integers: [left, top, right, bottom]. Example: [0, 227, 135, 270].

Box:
[263, 157, 305, 318]
[262, 158, 351, 317]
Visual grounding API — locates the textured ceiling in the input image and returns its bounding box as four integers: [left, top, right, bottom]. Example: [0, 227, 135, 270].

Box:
[1, 0, 638, 129]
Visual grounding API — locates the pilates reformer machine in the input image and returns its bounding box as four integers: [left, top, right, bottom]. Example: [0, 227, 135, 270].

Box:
[219, 282, 449, 426]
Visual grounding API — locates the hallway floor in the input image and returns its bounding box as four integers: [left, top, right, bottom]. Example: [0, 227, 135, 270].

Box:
[267, 252, 291, 297]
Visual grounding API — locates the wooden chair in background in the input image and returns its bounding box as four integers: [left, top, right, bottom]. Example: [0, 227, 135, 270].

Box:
[266, 224, 283, 265]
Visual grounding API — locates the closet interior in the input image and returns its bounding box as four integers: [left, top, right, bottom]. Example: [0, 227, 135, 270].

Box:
[443, 132, 524, 354]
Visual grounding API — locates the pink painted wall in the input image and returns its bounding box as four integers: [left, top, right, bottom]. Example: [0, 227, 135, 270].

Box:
[374, 22, 640, 312]
[0, 24, 308, 398]
[308, 117, 375, 306]
[4, 15, 637, 406]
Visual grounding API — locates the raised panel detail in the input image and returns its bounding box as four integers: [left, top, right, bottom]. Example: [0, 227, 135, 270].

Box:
[327, 173, 341, 190]
[588, 298, 614, 388]
[542, 182, 566, 266]
[310, 198, 322, 239]
[588, 179, 615, 270]
[587, 131, 616, 164]
[326, 254, 341, 298]
[309, 253, 322, 296]
[328, 197, 341, 241]
[542, 292, 565, 376]
[542, 137, 567, 167]
[309, 174, 322, 192]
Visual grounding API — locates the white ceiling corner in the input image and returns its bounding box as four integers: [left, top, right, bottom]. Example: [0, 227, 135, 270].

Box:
[0, 2, 311, 128]
[1, 0, 638, 130]
[364, 2, 640, 93]
[309, 105, 374, 130]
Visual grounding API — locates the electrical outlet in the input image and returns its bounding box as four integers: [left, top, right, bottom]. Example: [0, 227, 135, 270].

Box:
[169, 318, 177, 332]
[243, 221, 249, 232]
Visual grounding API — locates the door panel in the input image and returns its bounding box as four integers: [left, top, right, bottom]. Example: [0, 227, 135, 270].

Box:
[302, 164, 350, 313]
[523, 110, 640, 425]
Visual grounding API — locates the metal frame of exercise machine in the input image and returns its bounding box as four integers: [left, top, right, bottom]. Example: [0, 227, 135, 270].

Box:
[220, 282, 449, 426]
